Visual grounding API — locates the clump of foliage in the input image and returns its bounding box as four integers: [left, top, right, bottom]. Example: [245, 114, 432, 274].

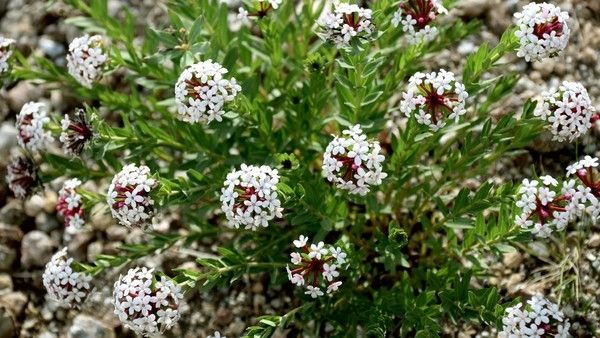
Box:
[3, 0, 598, 337]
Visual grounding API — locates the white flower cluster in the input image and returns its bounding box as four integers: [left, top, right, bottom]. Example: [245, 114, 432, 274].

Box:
[286, 235, 347, 298]
[318, 1, 375, 48]
[56, 178, 85, 234]
[174, 60, 241, 124]
[399, 70, 468, 131]
[391, 0, 447, 44]
[534, 81, 596, 143]
[220, 164, 283, 230]
[66, 35, 108, 88]
[107, 164, 157, 228]
[500, 295, 570, 338]
[0, 36, 15, 73]
[322, 125, 387, 196]
[42, 248, 93, 308]
[514, 176, 574, 238]
[113, 267, 184, 337]
[16, 102, 53, 152]
[565, 155, 600, 221]
[514, 2, 570, 62]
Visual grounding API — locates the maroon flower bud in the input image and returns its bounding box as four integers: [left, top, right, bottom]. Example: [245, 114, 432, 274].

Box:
[59, 109, 93, 156]
[5, 155, 39, 199]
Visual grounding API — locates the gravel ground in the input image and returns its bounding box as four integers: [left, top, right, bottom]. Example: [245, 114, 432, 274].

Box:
[0, 0, 598, 337]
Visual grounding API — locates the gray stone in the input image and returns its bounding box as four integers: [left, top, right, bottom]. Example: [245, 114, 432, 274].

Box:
[37, 332, 57, 338]
[0, 245, 16, 272]
[0, 291, 27, 317]
[502, 252, 523, 269]
[36, 212, 59, 233]
[6, 81, 41, 113]
[453, 0, 490, 18]
[0, 274, 12, 293]
[0, 307, 15, 338]
[0, 123, 17, 154]
[38, 36, 65, 59]
[588, 233, 600, 248]
[90, 204, 112, 231]
[24, 194, 46, 217]
[0, 199, 26, 226]
[68, 315, 115, 338]
[21, 230, 54, 268]
[67, 230, 94, 261]
[105, 225, 127, 242]
[87, 241, 103, 262]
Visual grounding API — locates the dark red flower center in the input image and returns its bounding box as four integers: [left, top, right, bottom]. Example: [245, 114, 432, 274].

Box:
[527, 194, 571, 225]
[290, 245, 334, 286]
[332, 155, 363, 184]
[575, 168, 600, 197]
[417, 84, 457, 125]
[533, 17, 564, 39]
[232, 186, 265, 213]
[17, 114, 35, 145]
[401, 0, 436, 29]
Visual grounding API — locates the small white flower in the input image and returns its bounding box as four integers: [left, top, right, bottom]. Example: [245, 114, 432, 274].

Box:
[540, 175, 558, 186]
[113, 267, 183, 336]
[66, 35, 108, 87]
[514, 2, 570, 62]
[330, 247, 347, 264]
[237, 7, 248, 20]
[174, 60, 241, 124]
[43, 248, 93, 308]
[293, 235, 308, 248]
[322, 263, 339, 282]
[16, 102, 53, 152]
[309, 241, 328, 260]
[305, 285, 324, 298]
[290, 252, 302, 265]
[327, 281, 342, 294]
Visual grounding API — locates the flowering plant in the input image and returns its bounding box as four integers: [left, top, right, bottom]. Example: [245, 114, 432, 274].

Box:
[2, 0, 599, 337]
